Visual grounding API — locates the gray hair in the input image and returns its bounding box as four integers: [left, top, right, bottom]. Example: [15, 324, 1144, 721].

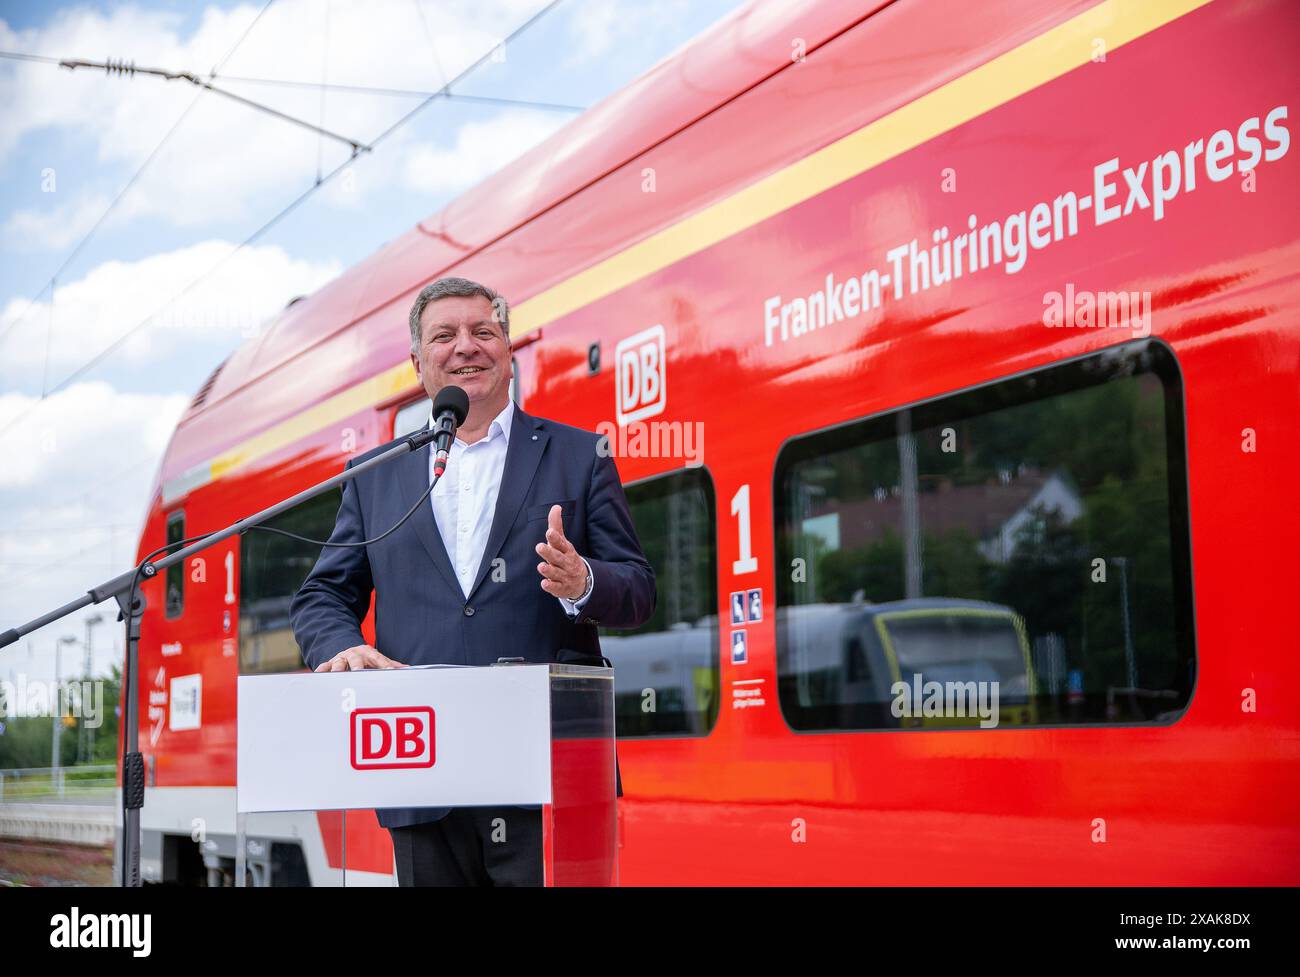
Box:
[408, 276, 510, 353]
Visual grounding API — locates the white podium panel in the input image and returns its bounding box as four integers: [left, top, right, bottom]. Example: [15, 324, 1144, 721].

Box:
[237, 665, 553, 813]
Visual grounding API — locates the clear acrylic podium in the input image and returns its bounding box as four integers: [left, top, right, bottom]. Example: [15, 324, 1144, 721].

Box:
[235, 662, 618, 886]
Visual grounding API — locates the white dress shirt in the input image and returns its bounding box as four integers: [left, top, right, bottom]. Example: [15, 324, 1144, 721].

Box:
[427, 400, 593, 617]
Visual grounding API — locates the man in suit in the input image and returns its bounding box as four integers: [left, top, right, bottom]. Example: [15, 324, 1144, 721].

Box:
[289, 276, 655, 886]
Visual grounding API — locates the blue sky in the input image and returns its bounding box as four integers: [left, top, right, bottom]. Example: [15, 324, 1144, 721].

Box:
[0, 0, 747, 686]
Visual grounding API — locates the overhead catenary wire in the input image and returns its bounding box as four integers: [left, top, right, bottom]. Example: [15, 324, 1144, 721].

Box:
[0, 50, 586, 110]
[0, 1, 576, 347]
[0, 1, 568, 601]
[190, 72, 585, 111]
[0, 1, 567, 594]
[0, 527, 130, 590]
[0, 0, 567, 442]
[54, 55, 373, 154]
[0, 0, 279, 348]
[316, 0, 333, 183]
[410, 0, 450, 93]
[0, 0, 276, 596]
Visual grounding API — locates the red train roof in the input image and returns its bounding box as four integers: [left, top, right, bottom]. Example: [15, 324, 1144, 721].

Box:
[193, 0, 881, 419]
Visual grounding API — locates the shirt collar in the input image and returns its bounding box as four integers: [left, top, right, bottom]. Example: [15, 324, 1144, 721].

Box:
[426, 398, 515, 445]
[487, 399, 514, 444]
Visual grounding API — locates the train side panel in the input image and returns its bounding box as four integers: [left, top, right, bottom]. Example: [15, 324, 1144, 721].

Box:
[129, 0, 1300, 884]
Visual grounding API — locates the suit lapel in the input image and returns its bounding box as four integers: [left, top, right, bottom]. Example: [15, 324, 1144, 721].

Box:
[395, 442, 463, 599]
[468, 406, 549, 601]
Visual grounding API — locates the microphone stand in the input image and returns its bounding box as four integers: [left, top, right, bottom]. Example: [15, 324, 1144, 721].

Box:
[0, 424, 446, 887]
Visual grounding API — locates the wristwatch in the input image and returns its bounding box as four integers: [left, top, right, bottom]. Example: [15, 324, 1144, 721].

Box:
[574, 559, 594, 603]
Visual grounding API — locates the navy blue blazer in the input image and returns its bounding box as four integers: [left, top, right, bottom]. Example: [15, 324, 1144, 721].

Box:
[289, 403, 655, 829]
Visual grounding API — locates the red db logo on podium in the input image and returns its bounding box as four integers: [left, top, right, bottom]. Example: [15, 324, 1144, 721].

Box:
[350, 707, 436, 770]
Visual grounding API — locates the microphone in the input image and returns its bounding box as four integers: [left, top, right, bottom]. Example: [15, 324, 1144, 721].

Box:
[430, 385, 470, 478]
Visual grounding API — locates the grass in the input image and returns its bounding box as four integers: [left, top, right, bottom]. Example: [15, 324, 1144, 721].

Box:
[0, 839, 114, 886]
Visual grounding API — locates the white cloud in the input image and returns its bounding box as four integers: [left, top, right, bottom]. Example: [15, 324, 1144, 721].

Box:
[3, 190, 115, 251]
[560, 0, 695, 68]
[0, 0, 739, 683]
[0, 240, 342, 385]
[0, 380, 186, 490]
[0, 0, 712, 240]
[0, 381, 188, 679]
[402, 109, 568, 194]
[0, 0, 597, 235]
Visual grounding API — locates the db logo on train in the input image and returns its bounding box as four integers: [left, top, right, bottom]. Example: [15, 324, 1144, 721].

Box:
[349, 707, 436, 770]
[614, 323, 666, 426]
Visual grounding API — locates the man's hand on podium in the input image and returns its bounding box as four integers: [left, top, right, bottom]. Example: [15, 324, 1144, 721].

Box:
[315, 645, 407, 672]
[536, 504, 590, 600]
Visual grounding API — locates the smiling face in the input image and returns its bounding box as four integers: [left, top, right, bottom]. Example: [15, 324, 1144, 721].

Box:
[410, 294, 513, 419]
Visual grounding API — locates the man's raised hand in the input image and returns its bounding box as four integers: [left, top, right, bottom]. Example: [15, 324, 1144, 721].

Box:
[536, 504, 587, 600]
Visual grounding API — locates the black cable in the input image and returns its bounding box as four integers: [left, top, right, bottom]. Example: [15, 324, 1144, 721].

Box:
[242, 465, 442, 549]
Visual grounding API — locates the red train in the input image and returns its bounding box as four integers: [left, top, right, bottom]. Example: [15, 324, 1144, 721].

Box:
[124, 0, 1300, 884]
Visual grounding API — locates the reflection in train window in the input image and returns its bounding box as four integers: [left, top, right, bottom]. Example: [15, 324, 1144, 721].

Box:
[164, 510, 184, 619]
[239, 489, 342, 674]
[774, 340, 1194, 731]
[393, 375, 521, 442]
[600, 466, 719, 737]
[393, 398, 431, 439]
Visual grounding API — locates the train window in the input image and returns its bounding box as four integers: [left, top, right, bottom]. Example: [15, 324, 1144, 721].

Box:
[393, 399, 430, 439]
[394, 368, 522, 441]
[774, 340, 1194, 731]
[164, 511, 184, 619]
[600, 465, 719, 737]
[239, 488, 342, 674]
